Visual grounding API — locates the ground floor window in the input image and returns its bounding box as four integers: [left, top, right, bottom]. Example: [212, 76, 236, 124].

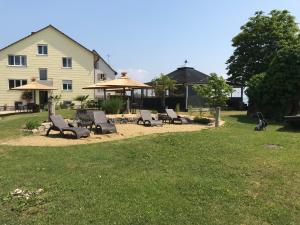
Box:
[62, 80, 72, 91]
[8, 79, 27, 89]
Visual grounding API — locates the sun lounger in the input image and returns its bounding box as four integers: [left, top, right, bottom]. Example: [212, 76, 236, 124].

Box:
[165, 109, 188, 124]
[138, 110, 163, 126]
[91, 111, 117, 134]
[46, 115, 90, 139]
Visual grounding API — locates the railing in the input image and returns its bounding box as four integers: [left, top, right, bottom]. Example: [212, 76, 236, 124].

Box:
[38, 79, 53, 86]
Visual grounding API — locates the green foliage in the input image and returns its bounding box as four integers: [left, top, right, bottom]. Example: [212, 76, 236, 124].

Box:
[74, 95, 89, 109]
[246, 44, 300, 120]
[227, 10, 300, 85]
[21, 91, 33, 103]
[193, 73, 233, 108]
[193, 116, 211, 124]
[151, 74, 176, 108]
[86, 99, 101, 109]
[101, 97, 124, 114]
[53, 95, 62, 107]
[25, 120, 40, 130]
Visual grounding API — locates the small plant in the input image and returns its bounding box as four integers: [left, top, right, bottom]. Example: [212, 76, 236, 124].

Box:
[21, 91, 33, 104]
[74, 95, 89, 109]
[101, 98, 124, 114]
[193, 116, 211, 125]
[25, 120, 40, 130]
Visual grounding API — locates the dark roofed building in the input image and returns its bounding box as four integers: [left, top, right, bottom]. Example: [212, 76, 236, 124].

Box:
[166, 66, 210, 84]
[143, 65, 210, 111]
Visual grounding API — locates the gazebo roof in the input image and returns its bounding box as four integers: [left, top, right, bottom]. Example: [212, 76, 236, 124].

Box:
[166, 67, 210, 84]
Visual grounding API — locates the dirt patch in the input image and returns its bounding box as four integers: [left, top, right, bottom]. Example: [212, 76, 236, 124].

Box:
[0, 121, 224, 147]
[264, 144, 282, 149]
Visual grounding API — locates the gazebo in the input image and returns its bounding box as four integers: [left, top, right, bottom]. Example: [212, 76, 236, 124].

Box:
[12, 81, 57, 117]
[83, 72, 151, 112]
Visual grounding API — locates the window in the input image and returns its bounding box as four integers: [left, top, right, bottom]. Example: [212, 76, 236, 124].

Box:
[62, 80, 72, 91]
[37, 45, 48, 55]
[62, 57, 72, 68]
[39, 68, 48, 80]
[8, 55, 27, 66]
[8, 79, 27, 89]
[97, 73, 106, 81]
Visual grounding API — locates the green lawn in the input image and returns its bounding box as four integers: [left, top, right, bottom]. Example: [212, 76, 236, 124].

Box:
[0, 111, 299, 225]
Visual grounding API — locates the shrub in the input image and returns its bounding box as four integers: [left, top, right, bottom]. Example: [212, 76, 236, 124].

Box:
[193, 116, 211, 125]
[25, 120, 40, 130]
[101, 98, 124, 114]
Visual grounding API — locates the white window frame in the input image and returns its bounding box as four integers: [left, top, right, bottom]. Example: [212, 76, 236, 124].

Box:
[62, 57, 72, 68]
[39, 68, 48, 80]
[8, 55, 27, 66]
[62, 80, 72, 91]
[37, 44, 48, 55]
[97, 73, 106, 81]
[8, 79, 27, 89]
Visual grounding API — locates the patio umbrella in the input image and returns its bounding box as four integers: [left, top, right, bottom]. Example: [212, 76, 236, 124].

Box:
[12, 81, 57, 103]
[12, 81, 57, 119]
[83, 72, 151, 112]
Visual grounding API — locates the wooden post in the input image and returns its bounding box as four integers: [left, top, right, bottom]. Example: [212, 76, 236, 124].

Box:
[48, 96, 55, 122]
[215, 107, 221, 127]
[185, 84, 188, 110]
[103, 89, 107, 100]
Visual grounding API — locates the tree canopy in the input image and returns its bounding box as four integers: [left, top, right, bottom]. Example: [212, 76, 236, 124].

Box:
[226, 10, 300, 86]
[151, 74, 176, 109]
[193, 73, 233, 108]
[246, 44, 300, 120]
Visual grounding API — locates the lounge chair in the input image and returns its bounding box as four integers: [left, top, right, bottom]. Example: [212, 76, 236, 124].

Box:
[46, 115, 90, 139]
[138, 110, 163, 126]
[165, 109, 188, 124]
[91, 111, 117, 134]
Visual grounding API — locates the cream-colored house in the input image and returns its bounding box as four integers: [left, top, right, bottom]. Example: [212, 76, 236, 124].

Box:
[0, 25, 116, 109]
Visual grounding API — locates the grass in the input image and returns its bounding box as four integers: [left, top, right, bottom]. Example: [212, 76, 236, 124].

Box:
[0, 111, 299, 224]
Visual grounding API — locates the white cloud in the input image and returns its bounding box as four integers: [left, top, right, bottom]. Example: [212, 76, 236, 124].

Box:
[117, 68, 154, 83]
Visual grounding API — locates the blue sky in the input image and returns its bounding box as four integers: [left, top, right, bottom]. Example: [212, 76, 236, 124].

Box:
[0, 0, 299, 82]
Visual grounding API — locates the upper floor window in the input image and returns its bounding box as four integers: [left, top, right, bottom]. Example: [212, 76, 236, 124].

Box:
[62, 57, 72, 68]
[8, 79, 27, 89]
[37, 45, 48, 55]
[97, 73, 106, 81]
[39, 68, 48, 80]
[62, 80, 72, 91]
[8, 55, 27, 66]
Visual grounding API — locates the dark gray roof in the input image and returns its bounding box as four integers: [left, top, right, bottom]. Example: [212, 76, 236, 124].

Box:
[166, 67, 210, 84]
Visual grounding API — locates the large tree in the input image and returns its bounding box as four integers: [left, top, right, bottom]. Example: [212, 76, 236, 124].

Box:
[226, 10, 299, 86]
[246, 44, 300, 120]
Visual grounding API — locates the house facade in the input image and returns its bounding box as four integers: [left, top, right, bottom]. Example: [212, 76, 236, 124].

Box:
[0, 25, 116, 109]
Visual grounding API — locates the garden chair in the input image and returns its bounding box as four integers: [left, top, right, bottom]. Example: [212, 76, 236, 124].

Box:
[91, 111, 117, 134]
[138, 110, 163, 126]
[165, 109, 188, 124]
[47, 115, 90, 139]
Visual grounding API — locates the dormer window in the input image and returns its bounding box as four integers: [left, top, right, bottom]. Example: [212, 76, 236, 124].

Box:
[97, 73, 106, 80]
[37, 44, 48, 55]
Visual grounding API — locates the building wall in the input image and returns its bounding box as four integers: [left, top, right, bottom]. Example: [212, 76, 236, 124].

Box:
[94, 58, 116, 99]
[0, 26, 95, 107]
